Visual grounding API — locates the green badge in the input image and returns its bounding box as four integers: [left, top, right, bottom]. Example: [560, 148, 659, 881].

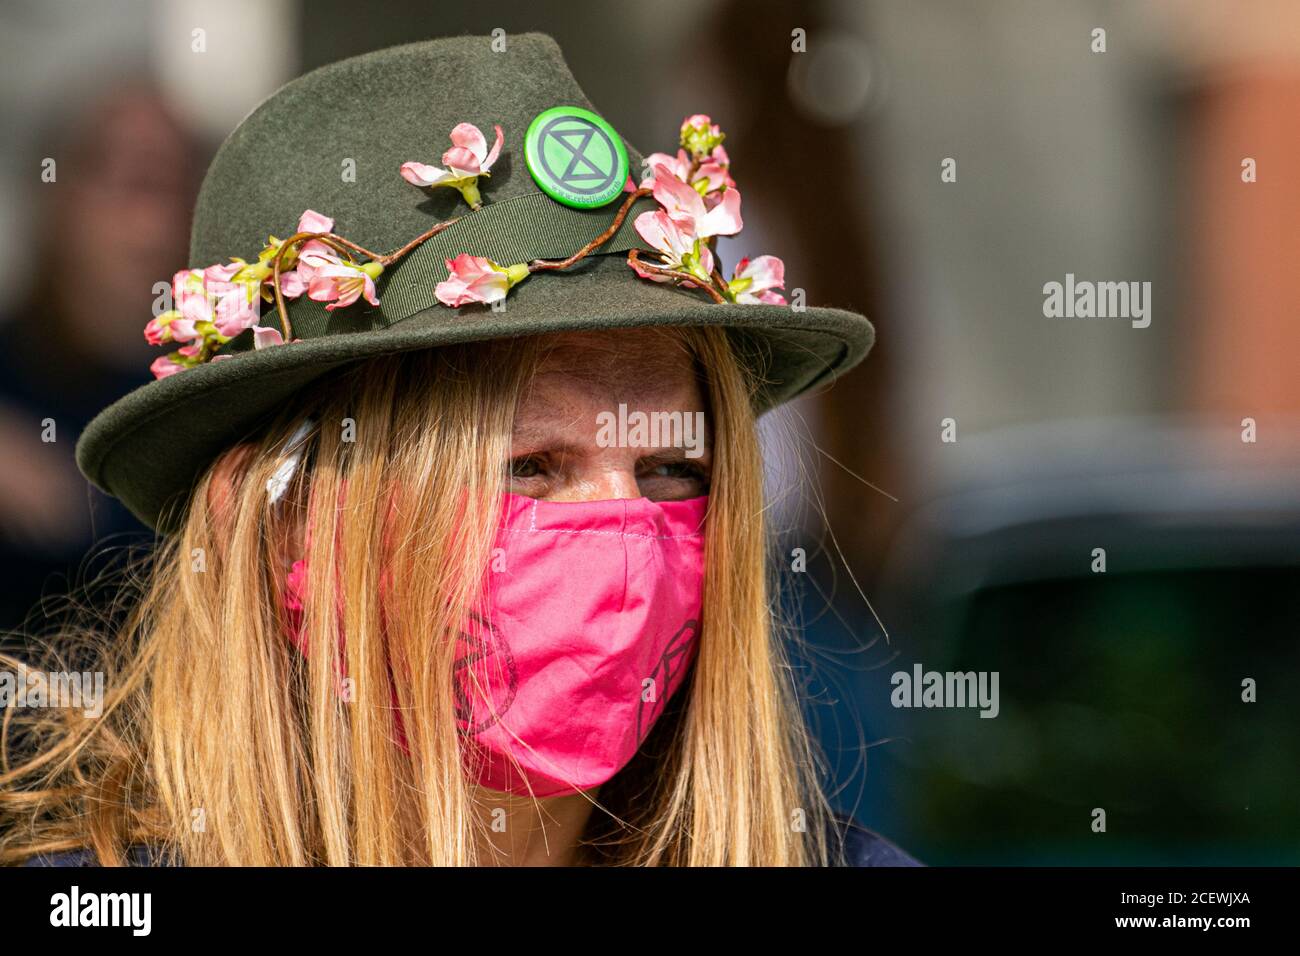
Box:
[524, 106, 630, 209]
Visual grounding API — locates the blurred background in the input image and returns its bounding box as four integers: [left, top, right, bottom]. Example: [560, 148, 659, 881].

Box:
[0, 0, 1296, 863]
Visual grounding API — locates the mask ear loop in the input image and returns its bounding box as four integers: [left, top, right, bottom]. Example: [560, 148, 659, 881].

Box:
[267, 416, 318, 507]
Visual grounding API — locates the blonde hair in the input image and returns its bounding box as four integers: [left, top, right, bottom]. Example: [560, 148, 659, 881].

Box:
[1, 326, 834, 865]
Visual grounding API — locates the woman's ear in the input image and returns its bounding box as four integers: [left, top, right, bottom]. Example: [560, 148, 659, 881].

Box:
[205, 441, 305, 568]
[207, 443, 256, 517]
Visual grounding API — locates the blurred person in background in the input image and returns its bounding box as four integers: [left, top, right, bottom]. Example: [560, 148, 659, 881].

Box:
[0, 84, 200, 629]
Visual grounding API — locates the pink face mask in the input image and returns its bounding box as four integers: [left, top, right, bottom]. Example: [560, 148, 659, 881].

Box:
[283, 491, 707, 798]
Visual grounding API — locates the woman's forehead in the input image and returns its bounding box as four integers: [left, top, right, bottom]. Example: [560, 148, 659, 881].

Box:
[533, 327, 692, 364]
[527, 329, 705, 402]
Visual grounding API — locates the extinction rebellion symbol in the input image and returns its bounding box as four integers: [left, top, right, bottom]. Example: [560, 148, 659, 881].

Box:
[524, 105, 630, 209]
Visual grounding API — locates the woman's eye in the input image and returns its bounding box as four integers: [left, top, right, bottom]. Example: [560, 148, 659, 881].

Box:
[645, 460, 710, 485]
[509, 456, 543, 479]
[651, 462, 692, 479]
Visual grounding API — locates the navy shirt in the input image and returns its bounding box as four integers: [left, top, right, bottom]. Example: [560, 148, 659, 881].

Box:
[834, 815, 923, 867]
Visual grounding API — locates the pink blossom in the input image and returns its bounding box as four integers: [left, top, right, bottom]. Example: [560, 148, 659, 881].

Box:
[143, 209, 348, 378]
[639, 147, 733, 199]
[728, 255, 787, 305]
[155, 266, 259, 342]
[150, 354, 188, 379]
[444, 122, 503, 175]
[202, 262, 241, 285]
[639, 150, 692, 189]
[172, 269, 214, 327]
[631, 209, 714, 285]
[401, 123, 503, 208]
[275, 210, 336, 299]
[434, 253, 529, 307]
[682, 114, 720, 135]
[697, 146, 734, 207]
[650, 164, 742, 239]
[251, 326, 286, 349]
[211, 286, 262, 337]
[299, 251, 382, 311]
[277, 270, 308, 298]
[680, 114, 725, 157]
[144, 308, 199, 345]
[296, 210, 333, 235]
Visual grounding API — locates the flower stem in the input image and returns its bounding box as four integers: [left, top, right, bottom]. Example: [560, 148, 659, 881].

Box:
[269, 218, 462, 339]
[271, 230, 357, 341]
[529, 188, 651, 273]
[375, 217, 462, 265]
[710, 265, 731, 300]
[627, 249, 726, 303]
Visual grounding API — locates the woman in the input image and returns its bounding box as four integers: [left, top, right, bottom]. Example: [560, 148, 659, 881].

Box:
[1, 33, 913, 866]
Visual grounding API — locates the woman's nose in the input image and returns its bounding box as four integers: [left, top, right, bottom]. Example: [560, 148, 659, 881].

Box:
[549, 460, 642, 502]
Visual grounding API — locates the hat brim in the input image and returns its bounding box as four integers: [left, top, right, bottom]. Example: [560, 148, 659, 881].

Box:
[76, 254, 873, 532]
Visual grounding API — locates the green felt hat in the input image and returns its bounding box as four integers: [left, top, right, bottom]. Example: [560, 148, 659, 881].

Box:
[75, 32, 874, 533]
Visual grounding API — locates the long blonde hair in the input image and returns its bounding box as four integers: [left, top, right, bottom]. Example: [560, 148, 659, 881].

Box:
[1, 325, 834, 865]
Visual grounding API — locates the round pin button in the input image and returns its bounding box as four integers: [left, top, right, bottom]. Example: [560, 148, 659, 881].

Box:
[524, 106, 630, 209]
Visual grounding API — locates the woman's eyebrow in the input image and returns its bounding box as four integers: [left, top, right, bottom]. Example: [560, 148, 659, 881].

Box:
[637, 444, 713, 465]
[509, 424, 590, 458]
[513, 407, 712, 452]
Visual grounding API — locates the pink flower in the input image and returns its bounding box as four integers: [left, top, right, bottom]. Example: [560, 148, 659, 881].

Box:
[728, 255, 787, 305]
[251, 326, 285, 349]
[631, 209, 714, 285]
[680, 114, 725, 158]
[640, 150, 692, 189]
[299, 251, 383, 311]
[639, 147, 734, 200]
[150, 266, 259, 345]
[144, 303, 199, 345]
[209, 283, 262, 337]
[277, 270, 308, 299]
[171, 268, 212, 328]
[150, 354, 188, 379]
[274, 210, 337, 299]
[434, 253, 529, 307]
[650, 164, 742, 239]
[202, 262, 241, 284]
[296, 210, 333, 235]
[143, 209, 367, 378]
[248, 325, 300, 349]
[400, 122, 503, 208]
[442, 122, 504, 176]
[697, 147, 734, 208]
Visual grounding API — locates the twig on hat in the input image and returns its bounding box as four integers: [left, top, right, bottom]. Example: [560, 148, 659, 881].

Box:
[528, 188, 651, 273]
[270, 231, 363, 341]
[376, 217, 463, 266]
[269, 218, 463, 340]
[626, 250, 726, 303]
[432, 187, 660, 308]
